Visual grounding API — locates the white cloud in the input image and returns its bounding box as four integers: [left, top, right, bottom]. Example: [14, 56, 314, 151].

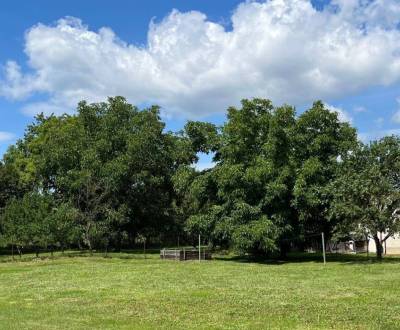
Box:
[359, 128, 400, 143]
[0, 132, 16, 143]
[325, 103, 352, 123]
[353, 106, 367, 113]
[193, 162, 216, 171]
[1, 1, 400, 117]
[391, 97, 400, 123]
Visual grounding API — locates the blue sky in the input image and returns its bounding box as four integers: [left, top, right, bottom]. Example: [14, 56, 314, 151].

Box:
[1, 0, 400, 168]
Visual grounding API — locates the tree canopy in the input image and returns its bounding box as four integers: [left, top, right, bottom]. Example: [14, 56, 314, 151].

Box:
[0, 97, 398, 259]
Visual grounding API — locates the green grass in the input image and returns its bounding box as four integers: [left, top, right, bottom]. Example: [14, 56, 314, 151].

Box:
[0, 252, 400, 329]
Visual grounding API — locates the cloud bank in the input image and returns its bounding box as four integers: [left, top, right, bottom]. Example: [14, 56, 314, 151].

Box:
[1, 0, 400, 117]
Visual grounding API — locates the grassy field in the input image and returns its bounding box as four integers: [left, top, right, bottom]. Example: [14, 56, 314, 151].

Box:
[0, 252, 399, 329]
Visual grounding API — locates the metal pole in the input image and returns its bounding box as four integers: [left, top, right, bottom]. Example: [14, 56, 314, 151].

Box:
[198, 234, 201, 262]
[144, 238, 146, 259]
[322, 232, 326, 265]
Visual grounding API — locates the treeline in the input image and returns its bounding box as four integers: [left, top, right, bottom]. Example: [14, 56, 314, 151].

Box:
[1, 97, 399, 259]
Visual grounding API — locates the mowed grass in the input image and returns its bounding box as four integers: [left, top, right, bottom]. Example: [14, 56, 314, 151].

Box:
[0, 252, 400, 329]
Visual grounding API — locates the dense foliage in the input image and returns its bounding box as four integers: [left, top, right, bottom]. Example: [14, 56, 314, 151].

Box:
[1, 97, 399, 258]
[177, 100, 358, 255]
[330, 137, 400, 259]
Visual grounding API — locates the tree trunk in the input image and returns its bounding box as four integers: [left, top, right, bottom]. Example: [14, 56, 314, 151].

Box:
[116, 231, 122, 252]
[88, 239, 93, 256]
[11, 244, 15, 261]
[373, 235, 383, 260]
[279, 241, 289, 259]
[85, 223, 93, 256]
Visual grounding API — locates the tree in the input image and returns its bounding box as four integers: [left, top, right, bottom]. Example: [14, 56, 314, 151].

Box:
[0, 154, 32, 210]
[0, 193, 53, 258]
[330, 137, 400, 259]
[180, 99, 295, 255]
[6, 97, 196, 252]
[292, 101, 357, 240]
[47, 202, 80, 255]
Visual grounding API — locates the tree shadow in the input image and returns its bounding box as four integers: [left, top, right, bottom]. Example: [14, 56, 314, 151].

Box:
[2, 248, 400, 265]
[0, 248, 162, 263]
[212, 252, 400, 265]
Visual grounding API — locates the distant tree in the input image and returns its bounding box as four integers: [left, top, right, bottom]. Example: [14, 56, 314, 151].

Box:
[47, 202, 80, 255]
[330, 137, 400, 259]
[0, 193, 52, 257]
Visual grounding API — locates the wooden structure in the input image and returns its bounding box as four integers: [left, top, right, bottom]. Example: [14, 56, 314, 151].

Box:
[160, 248, 211, 261]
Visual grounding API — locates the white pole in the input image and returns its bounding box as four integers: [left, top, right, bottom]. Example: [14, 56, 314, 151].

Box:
[198, 234, 201, 262]
[322, 232, 326, 265]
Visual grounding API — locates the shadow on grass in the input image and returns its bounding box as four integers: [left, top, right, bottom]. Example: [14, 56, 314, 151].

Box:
[2, 248, 400, 265]
[0, 248, 161, 263]
[213, 252, 400, 265]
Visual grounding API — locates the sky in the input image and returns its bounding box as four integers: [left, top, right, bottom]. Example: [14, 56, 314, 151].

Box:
[1, 0, 400, 169]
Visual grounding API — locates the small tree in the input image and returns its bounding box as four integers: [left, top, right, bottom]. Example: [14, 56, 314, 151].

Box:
[0, 193, 52, 258]
[48, 203, 80, 255]
[330, 137, 400, 259]
[0, 198, 28, 259]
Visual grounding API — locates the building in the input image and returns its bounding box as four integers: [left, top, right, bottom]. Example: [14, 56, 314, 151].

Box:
[368, 233, 400, 255]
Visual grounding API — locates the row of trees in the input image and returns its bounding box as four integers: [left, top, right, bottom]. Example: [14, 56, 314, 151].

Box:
[1, 97, 399, 258]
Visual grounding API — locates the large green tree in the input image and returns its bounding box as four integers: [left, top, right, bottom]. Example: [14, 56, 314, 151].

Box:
[292, 101, 357, 240]
[6, 97, 196, 251]
[179, 99, 357, 256]
[180, 99, 296, 255]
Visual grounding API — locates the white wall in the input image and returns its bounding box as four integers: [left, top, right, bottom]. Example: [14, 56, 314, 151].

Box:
[368, 233, 400, 255]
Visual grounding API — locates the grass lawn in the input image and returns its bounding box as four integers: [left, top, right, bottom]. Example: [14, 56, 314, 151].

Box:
[0, 252, 399, 329]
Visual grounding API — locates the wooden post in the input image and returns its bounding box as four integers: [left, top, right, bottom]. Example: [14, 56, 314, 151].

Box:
[321, 232, 326, 265]
[198, 234, 201, 262]
[183, 248, 186, 261]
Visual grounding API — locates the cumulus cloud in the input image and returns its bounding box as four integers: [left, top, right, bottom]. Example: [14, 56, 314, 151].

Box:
[0, 132, 15, 142]
[325, 103, 352, 123]
[1, 0, 400, 117]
